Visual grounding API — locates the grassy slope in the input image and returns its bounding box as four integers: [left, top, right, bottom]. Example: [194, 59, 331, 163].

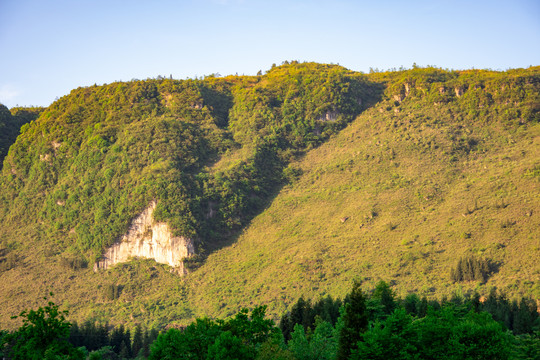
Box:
[188, 94, 540, 320]
[0, 66, 538, 331]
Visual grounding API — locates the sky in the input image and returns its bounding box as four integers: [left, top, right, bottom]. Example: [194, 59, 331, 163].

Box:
[0, 0, 539, 108]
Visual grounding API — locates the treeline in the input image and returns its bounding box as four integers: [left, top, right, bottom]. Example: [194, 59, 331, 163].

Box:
[280, 281, 539, 337]
[69, 322, 158, 359]
[137, 282, 540, 359]
[1, 283, 538, 359]
[0, 297, 159, 360]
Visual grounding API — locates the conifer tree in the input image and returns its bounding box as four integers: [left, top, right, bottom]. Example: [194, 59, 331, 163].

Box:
[453, 258, 463, 282]
[279, 313, 292, 340]
[289, 297, 307, 335]
[417, 296, 428, 317]
[69, 322, 81, 348]
[337, 280, 368, 360]
[123, 328, 131, 358]
[142, 329, 151, 358]
[132, 325, 143, 358]
[109, 325, 125, 354]
[403, 293, 420, 316]
[119, 340, 130, 359]
[372, 281, 396, 315]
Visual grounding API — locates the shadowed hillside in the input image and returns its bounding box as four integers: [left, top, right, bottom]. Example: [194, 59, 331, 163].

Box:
[0, 105, 43, 166]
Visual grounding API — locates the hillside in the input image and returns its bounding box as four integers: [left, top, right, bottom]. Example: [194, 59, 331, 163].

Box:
[190, 67, 540, 319]
[0, 63, 538, 329]
[0, 105, 43, 165]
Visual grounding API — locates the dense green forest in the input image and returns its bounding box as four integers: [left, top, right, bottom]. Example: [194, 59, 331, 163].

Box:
[0, 62, 538, 338]
[1, 283, 538, 359]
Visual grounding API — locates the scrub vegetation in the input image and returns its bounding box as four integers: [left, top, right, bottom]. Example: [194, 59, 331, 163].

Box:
[0, 62, 538, 347]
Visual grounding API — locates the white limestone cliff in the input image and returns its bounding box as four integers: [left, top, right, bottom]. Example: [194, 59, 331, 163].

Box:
[94, 201, 195, 274]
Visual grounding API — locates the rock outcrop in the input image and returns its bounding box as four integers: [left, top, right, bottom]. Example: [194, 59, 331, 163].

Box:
[94, 201, 195, 274]
[318, 110, 339, 122]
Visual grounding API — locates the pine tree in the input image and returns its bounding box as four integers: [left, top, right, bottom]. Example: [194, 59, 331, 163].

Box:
[417, 296, 428, 317]
[83, 321, 98, 351]
[464, 257, 473, 281]
[119, 340, 130, 359]
[403, 293, 420, 316]
[289, 297, 307, 331]
[450, 267, 457, 282]
[337, 280, 368, 360]
[479, 257, 490, 281]
[454, 258, 463, 282]
[372, 281, 396, 315]
[110, 325, 125, 354]
[302, 298, 314, 330]
[142, 329, 151, 358]
[279, 313, 292, 340]
[69, 321, 81, 348]
[123, 328, 131, 358]
[97, 323, 109, 350]
[143, 328, 159, 357]
[513, 298, 537, 334]
[132, 325, 143, 358]
[471, 292, 482, 312]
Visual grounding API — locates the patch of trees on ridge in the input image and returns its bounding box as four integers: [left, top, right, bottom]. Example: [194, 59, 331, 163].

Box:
[450, 255, 491, 283]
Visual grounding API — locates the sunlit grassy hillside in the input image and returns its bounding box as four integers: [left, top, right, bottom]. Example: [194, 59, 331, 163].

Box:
[0, 64, 538, 330]
[187, 67, 540, 320]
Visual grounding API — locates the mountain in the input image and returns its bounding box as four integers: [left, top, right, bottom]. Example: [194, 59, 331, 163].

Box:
[0, 62, 538, 329]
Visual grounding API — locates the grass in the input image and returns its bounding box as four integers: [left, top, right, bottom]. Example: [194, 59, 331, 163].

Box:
[186, 96, 540, 321]
[0, 67, 539, 330]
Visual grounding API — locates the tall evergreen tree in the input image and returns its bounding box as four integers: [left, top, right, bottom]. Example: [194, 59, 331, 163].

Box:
[123, 328, 131, 358]
[372, 280, 396, 315]
[109, 325, 125, 354]
[69, 322, 82, 348]
[289, 296, 307, 331]
[119, 340, 130, 359]
[142, 329, 151, 358]
[279, 313, 292, 341]
[132, 325, 143, 358]
[337, 280, 368, 360]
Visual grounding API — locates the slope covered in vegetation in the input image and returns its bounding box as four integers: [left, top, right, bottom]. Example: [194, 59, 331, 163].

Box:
[0, 63, 538, 330]
[0, 105, 43, 166]
[189, 66, 540, 319]
[0, 63, 376, 261]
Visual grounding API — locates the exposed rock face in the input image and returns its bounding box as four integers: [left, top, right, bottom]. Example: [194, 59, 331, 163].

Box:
[404, 82, 412, 96]
[318, 110, 338, 122]
[94, 201, 195, 274]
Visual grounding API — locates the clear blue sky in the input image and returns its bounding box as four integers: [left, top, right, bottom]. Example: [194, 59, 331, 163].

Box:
[1, 0, 539, 108]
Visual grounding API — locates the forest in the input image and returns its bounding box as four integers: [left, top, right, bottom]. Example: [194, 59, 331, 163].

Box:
[1, 282, 538, 359]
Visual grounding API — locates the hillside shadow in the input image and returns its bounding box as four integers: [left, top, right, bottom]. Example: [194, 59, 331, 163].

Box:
[190, 77, 386, 267]
[0, 107, 42, 169]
